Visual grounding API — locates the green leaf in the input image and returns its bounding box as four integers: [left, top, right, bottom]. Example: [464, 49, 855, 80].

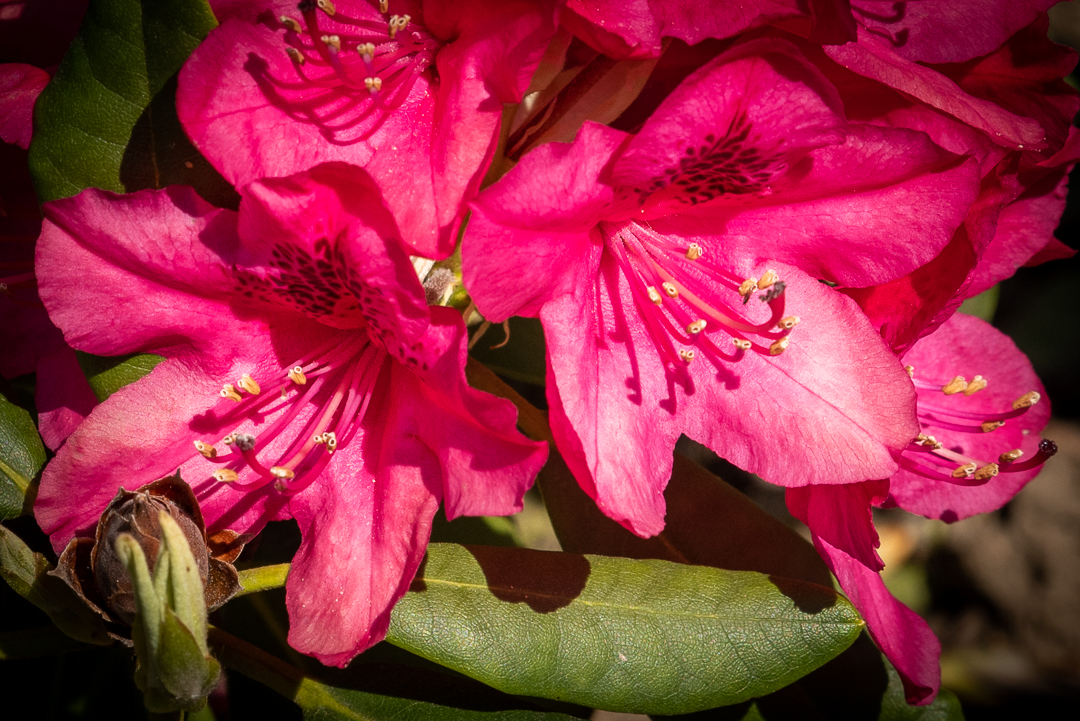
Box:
[0, 525, 112, 645]
[28, 0, 237, 207]
[469, 317, 547, 386]
[209, 627, 581, 721]
[0, 392, 46, 519]
[77, 351, 164, 402]
[386, 544, 863, 715]
[958, 285, 999, 323]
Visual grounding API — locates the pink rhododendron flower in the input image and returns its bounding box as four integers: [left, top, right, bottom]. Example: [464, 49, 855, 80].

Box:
[178, 0, 558, 257]
[460, 37, 993, 537]
[34, 163, 547, 665]
[789, 311, 1057, 703]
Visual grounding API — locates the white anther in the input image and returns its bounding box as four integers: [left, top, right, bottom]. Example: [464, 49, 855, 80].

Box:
[647, 286, 662, 305]
[325, 431, 338, 453]
[732, 338, 752, 351]
[776, 316, 800, 331]
[212, 469, 239, 483]
[686, 319, 707, 335]
[321, 34, 341, 52]
[678, 349, 695, 363]
[358, 42, 376, 60]
[662, 282, 678, 299]
[685, 243, 703, 261]
[220, 384, 242, 402]
[194, 441, 218, 459]
[237, 373, 261, 395]
[365, 76, 383, 93]
[288, 366, 308, 385]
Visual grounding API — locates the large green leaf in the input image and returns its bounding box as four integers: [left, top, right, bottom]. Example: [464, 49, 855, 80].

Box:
[386, 544, 863, 715]
[76, 351, 164, 402]
[28, 0, 236, 207]
[0, 392, 46, 519]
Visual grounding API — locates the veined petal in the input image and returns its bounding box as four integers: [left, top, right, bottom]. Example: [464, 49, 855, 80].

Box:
[787, 480, 889, 572]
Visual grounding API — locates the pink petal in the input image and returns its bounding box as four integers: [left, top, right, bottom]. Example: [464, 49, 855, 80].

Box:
[851, 0, 1058, 64]
[464, 122, 624, 321]
[0, 63, 49, 148]
[786, 480, 889, 572]
[826, 28, 1045, 151]
[891, 312, 1050, 522]
[814, 533, 941, 705]
[34, 345, 97, 450]
[543, 256, 918, 538]
[613, 38, 847, 218]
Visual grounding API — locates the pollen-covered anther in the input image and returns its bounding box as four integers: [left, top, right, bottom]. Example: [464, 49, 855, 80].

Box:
[1013, 391, 1040, 409]
[230, 433, 256, 452]
[981, 420, 1004, 433]
[220, 384, 242, 402]
[661, 282, 678, 299]
[647, 286, 662, 305]
[999, 449, 1024, 463]
[270, 466, 295, 480]
[279, 15, 303, 32]
[942, 376, 968, 395]
[757, 269, 778, 290]
[321, 34, 341, 52]
[777, 316, 800, 331]
[358, 42, 375, 60]
[212, 469, 239, 483]
[769, 337, 789, 356]
[678, 349, 695, 363]
[964, 375, 987, 395]
[685, 243, 703, 261]
[316, 0, 336, 16]
[738, 279, 758, 302]
[904, 365, 914, 378]
[732, 338, 752, 351]
[194, 440, 218, 459]
[974, 463, 999, 480]
[916, 433, 943, 450]
[686, 319, 707, 335]
[237, 373, 261, 395]
[952, 462, 977, 478]
[288, 366, 308, 385]
[365, 77, 383, 93]
[285, 47, 305, 65]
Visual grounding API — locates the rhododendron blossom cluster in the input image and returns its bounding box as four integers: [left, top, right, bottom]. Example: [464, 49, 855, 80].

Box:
[3, 0, 1076, 714]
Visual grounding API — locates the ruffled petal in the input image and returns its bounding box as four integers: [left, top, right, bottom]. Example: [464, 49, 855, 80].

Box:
[786, 480, 889, 572]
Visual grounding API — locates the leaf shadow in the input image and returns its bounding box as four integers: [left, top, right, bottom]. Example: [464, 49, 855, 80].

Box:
[467, 545, 590, 614]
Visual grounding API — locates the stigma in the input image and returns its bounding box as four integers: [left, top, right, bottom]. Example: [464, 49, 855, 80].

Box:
[900, 366, 1056, 485]
[194, 332, 387, 497]
[602, 221, 797, 371]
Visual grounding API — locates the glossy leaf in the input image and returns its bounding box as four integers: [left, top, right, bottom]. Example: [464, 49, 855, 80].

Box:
[76, 351, 164, 402]
[386, 544, 863, 715]
[209, 627, 580, 721]
[28, 0, 236, 207]
[0, 525, 111, 645]
[0, 391, 45, 519]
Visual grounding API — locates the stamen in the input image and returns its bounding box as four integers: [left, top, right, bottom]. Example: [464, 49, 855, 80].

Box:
[365, 76, 383, 93]
[678, 349, 695, 363]
[230, 433, 257, 452]
[647, 286, 662, 304]
[237, 373, 262, 395]
[288, 366, 308, 384]
[952, 462, 977, 478]
[220, 384, 243, 402]
[757, 269, 778, 290]
[321, 34, 342, 52]
[685, 243, 703, 261]
[270, 466, 296, 480]
[942, 376, 967, 395]
[1000, 439, 1057, 471]
[286, 47, 306, 65]
[662, 282, 678, 299]
[974, 463, 999, 480]
[777, 316, 800, 330]
[758, 281, 786, 303]
[904, 365, 915, 378]
[999, 449, 1023, 463]
[380, 0, 388, 12]
[980, 421, 1004, 433]
[324, 431, 338, 453]
[769, 337, 789, 356]
[733, 338, 752, 351]
[388, 14, 410, 39]
[280, 15, 303, 32]
[686, 319, 707, 335]
[194, 441, 218, 459]
[316, 0, 336, 16]
[212, 469, 239, 483]
[738, 278, 758, 304]
[964, 376, 987, 395]
[1013, 391, 1040, 409]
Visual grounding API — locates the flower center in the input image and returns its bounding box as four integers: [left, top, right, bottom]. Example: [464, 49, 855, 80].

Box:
[899, 367, 1057, 485]
[602, 220, 796, 368]
[193, 331, 387, 497]
[268, 0, 439, 138]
